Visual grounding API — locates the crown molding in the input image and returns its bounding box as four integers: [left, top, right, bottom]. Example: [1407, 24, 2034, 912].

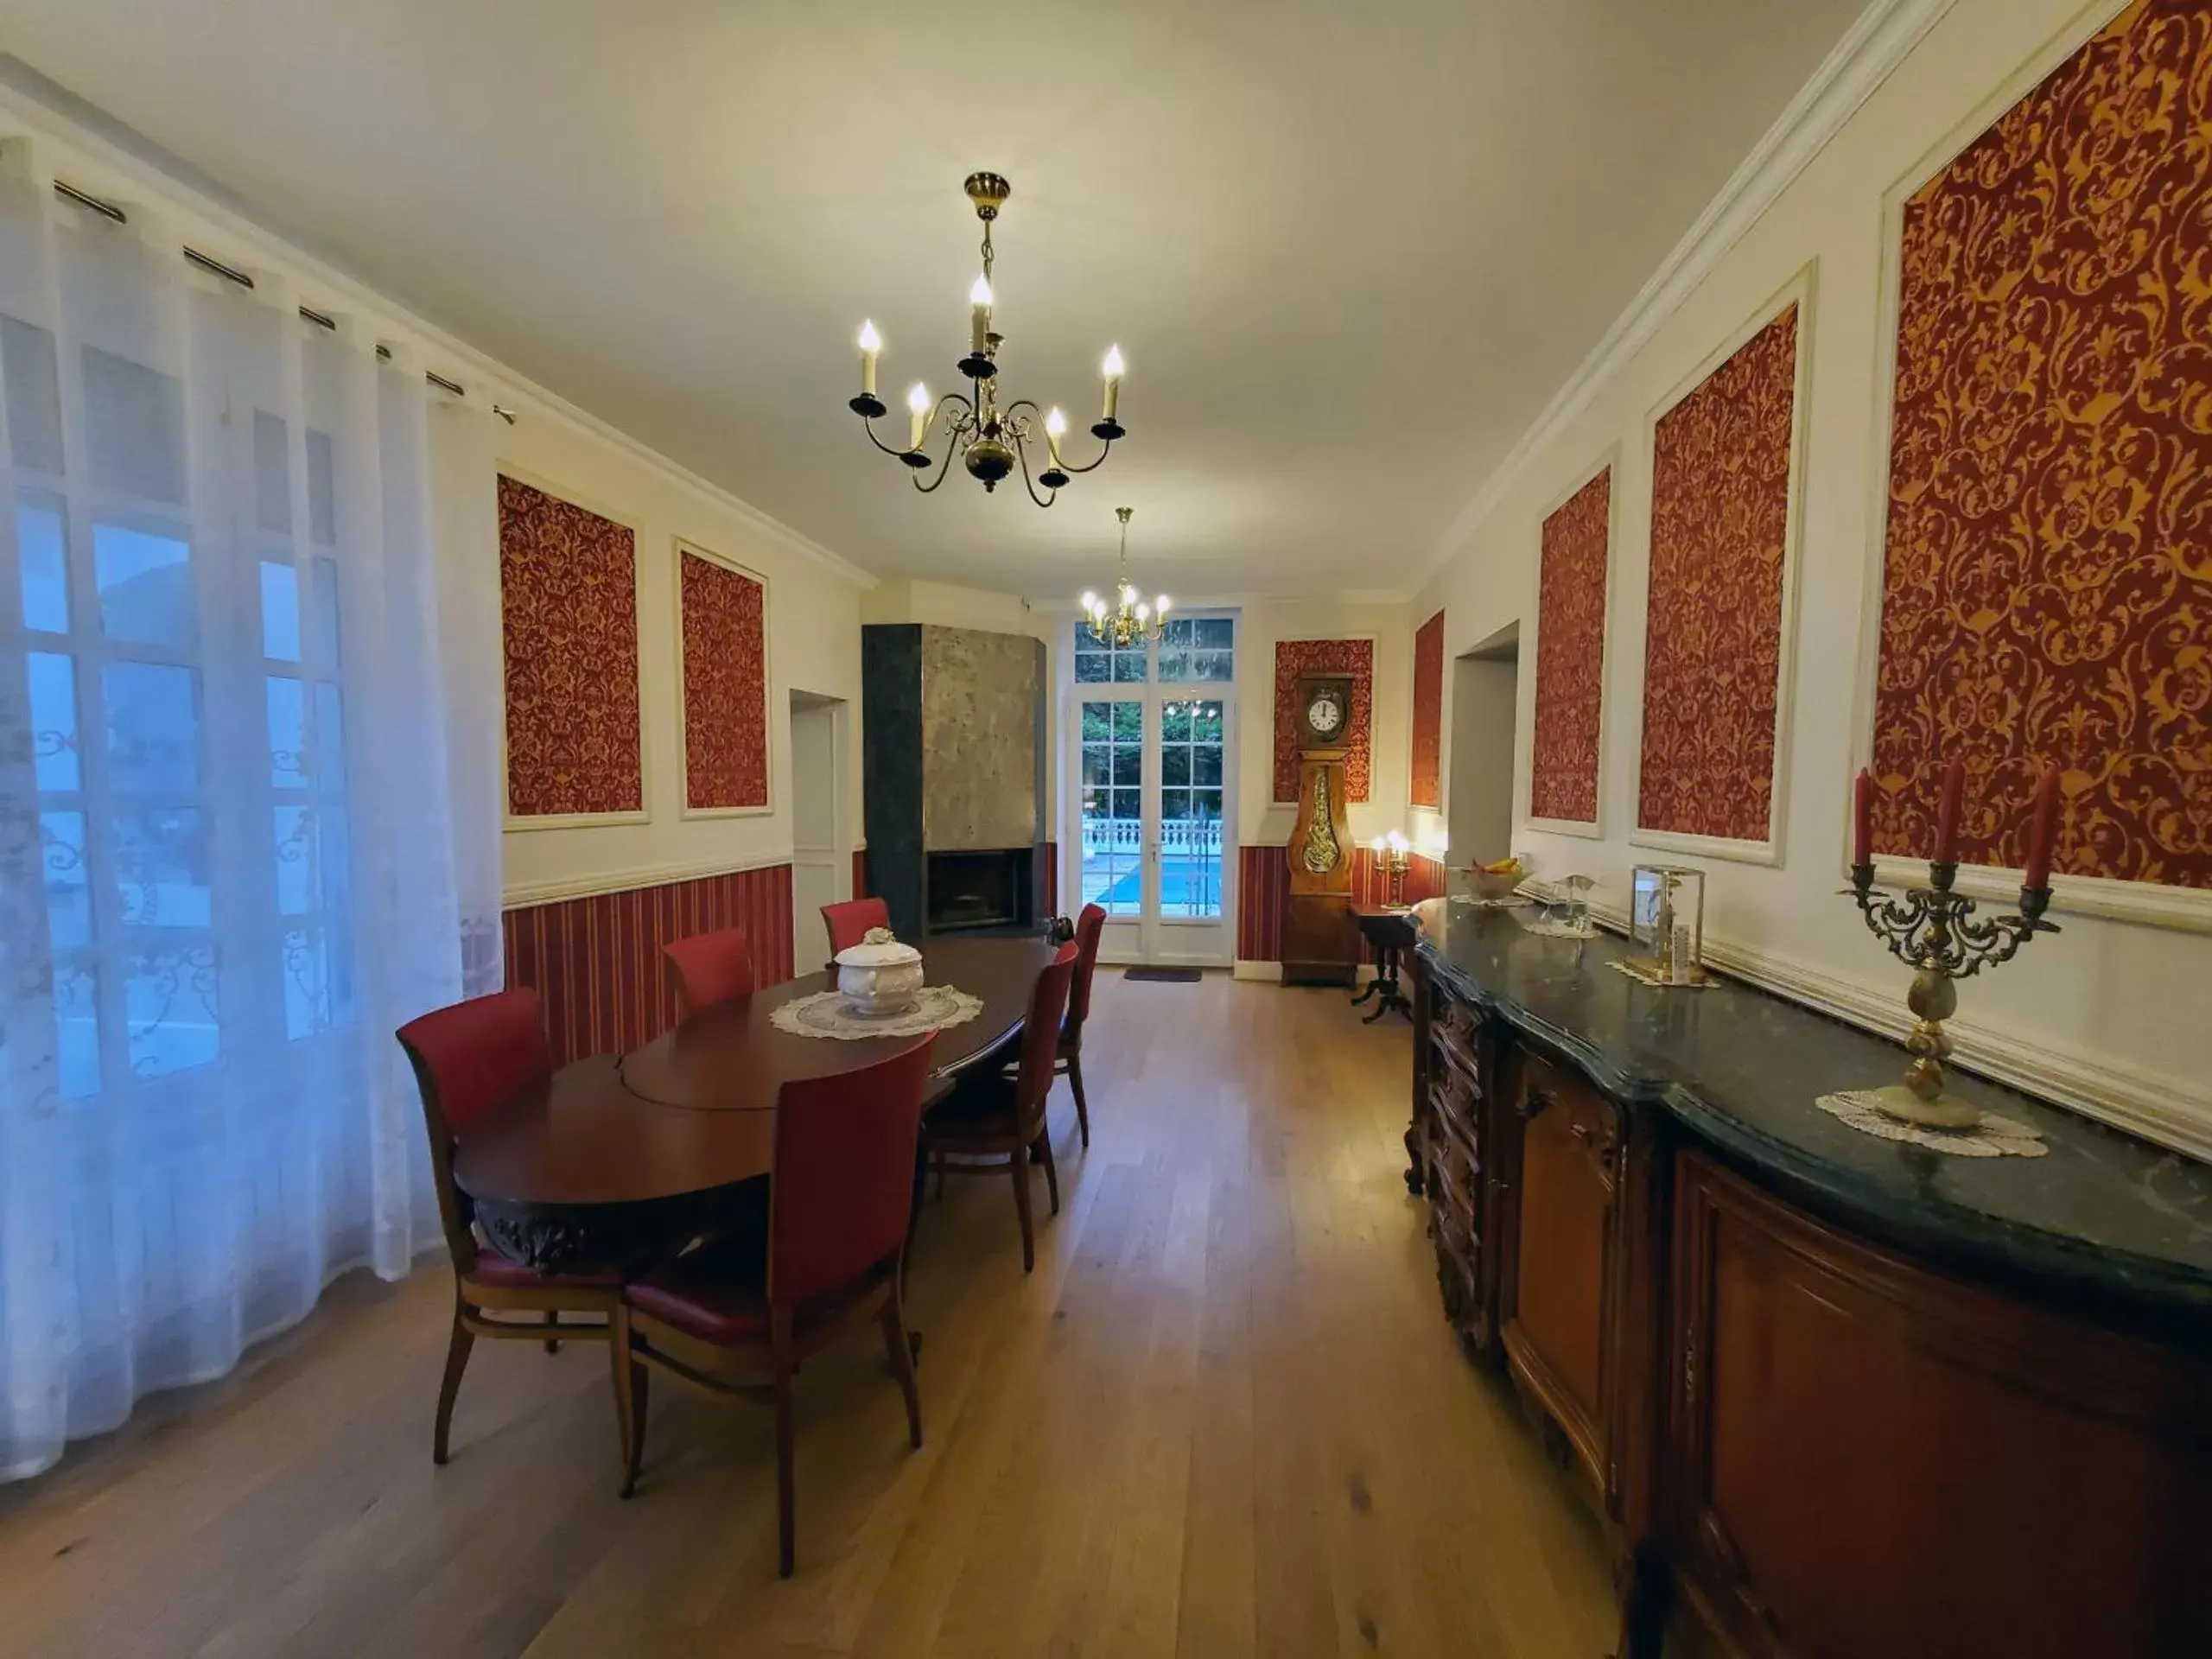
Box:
[1417, 0, 1957, 591]
[0, 78, 878, 591]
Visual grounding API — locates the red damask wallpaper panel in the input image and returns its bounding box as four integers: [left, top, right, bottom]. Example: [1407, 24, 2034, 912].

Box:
[1873, 0, 2212, 889]
[499, 475, 644, 817]
[677, 545, 770, 811]
[1532, 467, 1612, 825]
[1637, 302, 1801, 844]
[1410, 611, 1445, 810]
[1273, 639, 1374, 804]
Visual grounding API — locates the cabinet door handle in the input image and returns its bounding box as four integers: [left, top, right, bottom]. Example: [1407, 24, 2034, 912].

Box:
[1517, 1087, 1553, 1121]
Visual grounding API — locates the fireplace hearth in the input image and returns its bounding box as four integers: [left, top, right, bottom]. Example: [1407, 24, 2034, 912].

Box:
[925, 849, 1033, 934]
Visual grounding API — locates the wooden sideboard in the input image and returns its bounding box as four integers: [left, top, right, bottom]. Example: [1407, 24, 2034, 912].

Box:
[1406, 901, 2212, 1659]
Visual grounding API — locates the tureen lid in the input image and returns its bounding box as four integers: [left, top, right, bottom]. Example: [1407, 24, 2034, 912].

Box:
[835, 926, 922, 969]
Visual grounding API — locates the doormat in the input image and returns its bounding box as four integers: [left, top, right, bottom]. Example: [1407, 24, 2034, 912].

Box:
[1123, 966, 1204, 983]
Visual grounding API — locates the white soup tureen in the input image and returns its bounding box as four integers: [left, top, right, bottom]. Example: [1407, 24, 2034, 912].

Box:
[834, 927, 925, 1016]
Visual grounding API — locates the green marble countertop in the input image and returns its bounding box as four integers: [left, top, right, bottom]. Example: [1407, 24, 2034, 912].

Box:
[1412, 899, 2212, 1327]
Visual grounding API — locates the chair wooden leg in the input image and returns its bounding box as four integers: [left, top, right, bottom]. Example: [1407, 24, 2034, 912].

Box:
[432, 1297, 475, 1466]
[1035, 1130, 1060, 1217]
[772, 1309, 798, 1579]
[1009, 1138, 1037, 1273]
[612, 1304, 642, 1498]
[906, 1144, 929, 1285]
[1067, 1052, 1090, 1149]
[543, 1308, 560, 1355]
[880, 1293, 923, 1450]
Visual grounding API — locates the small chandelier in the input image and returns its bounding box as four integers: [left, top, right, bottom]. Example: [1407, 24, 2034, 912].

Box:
[847, 173, 1125, 507]
[1082, 507, 1170, 647]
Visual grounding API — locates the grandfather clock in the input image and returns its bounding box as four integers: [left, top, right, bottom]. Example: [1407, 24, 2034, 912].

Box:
[1283, 673, 1360, 986]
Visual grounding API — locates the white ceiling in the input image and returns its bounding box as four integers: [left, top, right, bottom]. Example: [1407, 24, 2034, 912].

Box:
[0, 0, 1867, 599]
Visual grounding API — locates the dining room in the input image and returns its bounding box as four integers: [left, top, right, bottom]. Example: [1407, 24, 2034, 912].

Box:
[5, 1, 2212, 1656]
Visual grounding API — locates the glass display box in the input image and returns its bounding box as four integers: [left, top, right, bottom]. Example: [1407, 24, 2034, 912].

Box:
[1630, 864, 1706, 985]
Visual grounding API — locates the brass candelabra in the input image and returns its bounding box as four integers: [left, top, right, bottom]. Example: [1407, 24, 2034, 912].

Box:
[1843, 860, 2058, 1129]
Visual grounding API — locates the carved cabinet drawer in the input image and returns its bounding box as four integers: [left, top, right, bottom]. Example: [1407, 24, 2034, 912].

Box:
[1430, 982, 1481, 1077]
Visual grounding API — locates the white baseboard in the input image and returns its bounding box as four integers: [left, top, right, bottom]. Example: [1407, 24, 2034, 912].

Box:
[1232, 959, 1285, 982]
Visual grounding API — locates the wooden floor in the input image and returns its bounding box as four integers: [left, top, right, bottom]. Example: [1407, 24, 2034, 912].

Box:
[0, 973, 1616, 1659]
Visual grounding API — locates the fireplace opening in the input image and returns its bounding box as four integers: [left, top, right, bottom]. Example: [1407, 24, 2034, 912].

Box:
[925, 849, 1033, 934]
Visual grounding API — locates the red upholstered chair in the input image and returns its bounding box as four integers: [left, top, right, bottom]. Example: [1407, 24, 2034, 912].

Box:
[613, 1036, 938, 1577]
[395, 988, 624, 1465]
[821, 895, 891, 964]
[1058, 904, 1107, 1147]
[922, 944, 1078, 1272]
[663, 925, 759, 1017]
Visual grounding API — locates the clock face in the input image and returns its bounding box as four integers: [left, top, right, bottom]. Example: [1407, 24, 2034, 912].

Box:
[1306, 692, 1344, 735]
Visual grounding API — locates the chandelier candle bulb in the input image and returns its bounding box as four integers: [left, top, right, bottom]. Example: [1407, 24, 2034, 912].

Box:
[969, 274, 992, 353]
[1045, 406, 1066, 467]
[858, 320, 880, 397]
[906, 382, 931, 451]
[1102, 345, 1124, 421]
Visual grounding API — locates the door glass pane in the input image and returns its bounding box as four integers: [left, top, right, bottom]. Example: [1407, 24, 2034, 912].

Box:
[42, 810, 90, 947]
[105, 662, 200, 792]
[1160, 698, 1225, 918]
[28, 652, 79, 791]
[1080, 698, 1143, 917]
[115, 809, 211, 927]
[94, 522, 195, 647]
[125, 944, 220, 1077]
[18, 491, 68, 632]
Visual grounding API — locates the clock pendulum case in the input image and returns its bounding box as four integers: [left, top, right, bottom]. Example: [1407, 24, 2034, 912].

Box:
[1282, 672, 1361, 985]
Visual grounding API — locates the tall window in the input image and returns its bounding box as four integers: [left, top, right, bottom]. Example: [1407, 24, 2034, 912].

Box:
[1, 183, 499, 1484]
[15, 327, 359, 1096]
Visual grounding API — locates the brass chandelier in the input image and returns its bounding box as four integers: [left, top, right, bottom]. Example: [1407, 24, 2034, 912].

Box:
[847, 173, 1126, 507]
[1082, 508, 1170, 647]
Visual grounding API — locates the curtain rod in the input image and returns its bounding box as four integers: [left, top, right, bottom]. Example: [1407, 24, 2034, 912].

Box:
[49, 177, 515, 423]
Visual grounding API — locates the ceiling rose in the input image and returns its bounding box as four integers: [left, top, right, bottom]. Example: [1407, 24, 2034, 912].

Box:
[847, 173, 1126, 507]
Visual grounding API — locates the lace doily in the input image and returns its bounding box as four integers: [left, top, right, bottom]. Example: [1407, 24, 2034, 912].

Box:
[1815, 1091, 2049, 1158]
[1606, 958, 1713, 988]
[770, 984, 983, 1040]
[1522, 916, 1593, 939]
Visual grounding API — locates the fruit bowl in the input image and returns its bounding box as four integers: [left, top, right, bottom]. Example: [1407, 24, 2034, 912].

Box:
[1465, 860, 1525, 901]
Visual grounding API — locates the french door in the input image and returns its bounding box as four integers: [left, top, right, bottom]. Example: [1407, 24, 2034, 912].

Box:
[1066, 683, 1237, 967]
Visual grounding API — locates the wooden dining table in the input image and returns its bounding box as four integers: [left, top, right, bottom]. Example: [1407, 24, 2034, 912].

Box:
[452, 934, 1059, 1274]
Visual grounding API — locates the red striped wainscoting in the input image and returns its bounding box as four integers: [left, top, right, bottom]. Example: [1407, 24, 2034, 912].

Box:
[504, 864, 796, 1065]
[1236, 845, 1289, 962]
[1235, 845, 1447, 963]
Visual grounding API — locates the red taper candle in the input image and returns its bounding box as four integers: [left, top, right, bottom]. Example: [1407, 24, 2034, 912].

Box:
[1853, 767, 1873, 868]
[1933, 759, 1965, 865]
[2023, 760, 2060, 890]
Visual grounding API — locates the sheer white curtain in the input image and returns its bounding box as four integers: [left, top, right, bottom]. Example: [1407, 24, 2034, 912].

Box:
[0, 141, 503, 1481]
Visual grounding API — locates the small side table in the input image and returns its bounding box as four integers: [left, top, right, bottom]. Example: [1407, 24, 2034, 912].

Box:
[1350, 905, 1417, 1024]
